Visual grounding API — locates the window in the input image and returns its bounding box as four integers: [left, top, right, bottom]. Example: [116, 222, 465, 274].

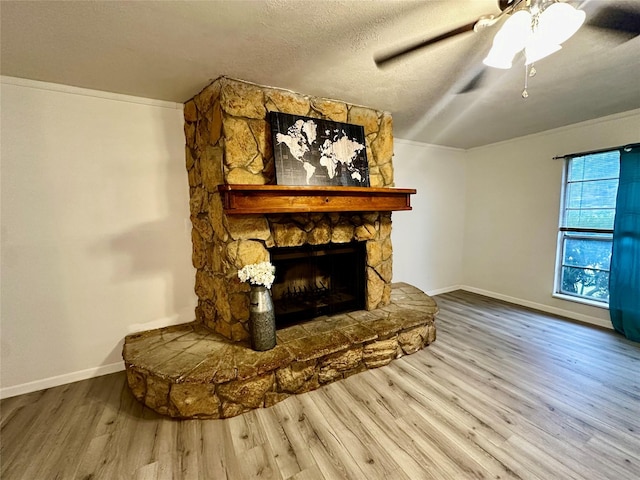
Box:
[556, 150, 620, 304]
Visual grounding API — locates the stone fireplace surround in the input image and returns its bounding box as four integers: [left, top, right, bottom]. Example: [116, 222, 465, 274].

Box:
[122, 77, 438, 418]
[185, 77, 399, 341]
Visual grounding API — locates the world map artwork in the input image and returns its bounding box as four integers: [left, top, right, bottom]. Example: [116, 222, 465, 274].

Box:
[269, 112, 370, 187]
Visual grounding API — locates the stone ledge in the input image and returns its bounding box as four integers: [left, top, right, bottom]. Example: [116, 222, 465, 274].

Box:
[123, 282, 437, 419]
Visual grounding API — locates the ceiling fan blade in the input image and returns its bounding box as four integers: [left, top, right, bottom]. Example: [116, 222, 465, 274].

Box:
[586, 4, 640, 38]
[375, 20, 477, 67]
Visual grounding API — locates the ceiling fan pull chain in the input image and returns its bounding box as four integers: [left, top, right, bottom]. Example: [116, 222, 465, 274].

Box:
[522, 2, 540, 99]
[522, 64, 529, 98]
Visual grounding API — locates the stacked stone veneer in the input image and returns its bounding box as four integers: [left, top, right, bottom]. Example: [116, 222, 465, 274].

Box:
[184, 77, 396, 341]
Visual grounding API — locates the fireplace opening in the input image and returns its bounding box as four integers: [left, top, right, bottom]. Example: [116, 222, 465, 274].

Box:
[269, 242, 366, 327]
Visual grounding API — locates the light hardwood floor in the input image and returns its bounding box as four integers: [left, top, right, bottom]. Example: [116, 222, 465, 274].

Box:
[2, 291, 639, 479]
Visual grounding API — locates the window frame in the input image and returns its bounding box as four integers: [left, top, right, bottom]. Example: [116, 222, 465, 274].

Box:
[553, 152, 618, 308]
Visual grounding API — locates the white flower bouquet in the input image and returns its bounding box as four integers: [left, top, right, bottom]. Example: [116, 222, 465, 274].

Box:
[237, 261, 276, 290]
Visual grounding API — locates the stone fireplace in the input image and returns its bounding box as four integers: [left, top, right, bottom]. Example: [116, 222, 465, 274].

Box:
[184, 77, 397, 342]
[122, 77, 438, 419]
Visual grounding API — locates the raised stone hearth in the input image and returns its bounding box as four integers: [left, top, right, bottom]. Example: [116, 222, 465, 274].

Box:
[124, 283, 437, 419]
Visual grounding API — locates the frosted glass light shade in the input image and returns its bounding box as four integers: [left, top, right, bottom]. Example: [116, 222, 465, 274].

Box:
[483, 10, 531, 69]
[537, 2, 586, 45]
[496, 10, 532, 51]
[483, 50, 517, 69]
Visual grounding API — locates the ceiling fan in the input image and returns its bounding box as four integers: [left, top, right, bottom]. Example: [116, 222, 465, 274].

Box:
[375, 0, 640, 93]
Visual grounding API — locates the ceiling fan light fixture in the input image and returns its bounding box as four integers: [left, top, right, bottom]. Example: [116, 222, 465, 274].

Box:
[484, 0, 586, 71]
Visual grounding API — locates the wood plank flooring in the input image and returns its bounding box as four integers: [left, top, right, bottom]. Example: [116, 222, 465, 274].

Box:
[2, 290, 639, 479]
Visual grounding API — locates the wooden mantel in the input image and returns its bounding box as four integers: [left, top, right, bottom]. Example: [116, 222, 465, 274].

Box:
[217, 185, 416, 215]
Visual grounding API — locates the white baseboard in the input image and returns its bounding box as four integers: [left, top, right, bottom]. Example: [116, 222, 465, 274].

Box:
[0, 362, 125, 400]
[459, 285, 613, 330]
[426, 285, 463, 296]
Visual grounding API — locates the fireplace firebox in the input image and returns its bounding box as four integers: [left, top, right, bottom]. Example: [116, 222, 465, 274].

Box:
[269, 242, 366, 327]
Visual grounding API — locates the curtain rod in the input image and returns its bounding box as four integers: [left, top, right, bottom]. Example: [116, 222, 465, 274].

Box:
[553, 142, 640, 160]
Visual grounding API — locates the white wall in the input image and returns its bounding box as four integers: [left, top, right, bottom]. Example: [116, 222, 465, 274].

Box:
[392, 139, 466, 295]
[462, 109, 640, 328]
[0, 78, 196, 397]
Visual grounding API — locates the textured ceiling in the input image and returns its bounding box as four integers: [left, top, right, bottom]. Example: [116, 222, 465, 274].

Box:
[1, 0, 639, 149]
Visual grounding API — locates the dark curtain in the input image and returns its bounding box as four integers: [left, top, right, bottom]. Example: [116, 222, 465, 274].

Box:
[609, 145, 640, 342]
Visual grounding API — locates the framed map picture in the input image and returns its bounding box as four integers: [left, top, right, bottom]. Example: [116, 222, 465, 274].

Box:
[269, 111, 370, 187]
